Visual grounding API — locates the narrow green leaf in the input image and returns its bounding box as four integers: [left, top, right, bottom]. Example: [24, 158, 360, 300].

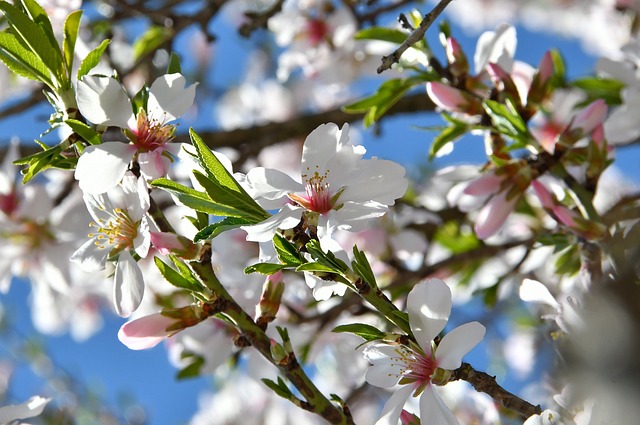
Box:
[351, 245, 377, 288]
[0, 1, 62, 83]
[176, 356, 204, 380]
[295, 262, 335, 273]
[273, 234, 303, 266]
[168, 255, 203, 290]
[154, 256, 201, 292]
[244, 262, 287, 275]
[189, 129, 242, 192]
[65, 119, 102, 145]
[0, 31, 54, 86]
[62, 10, 82, 78]
[17, 0, 59, 59]
[132, 25, 173, 61]
[167, 52, 182, 74]
[305, 239, 349, 273]
[77, 39, 110, 80]
[262, 378, 293, 399]
[429, 122, 468, 160]
[151, 178, 244, 217]
[354, 27, 408, 44]
[194, 217, 254, 242]
[483, 99, 528, 138]
[332, 323, 385, 341]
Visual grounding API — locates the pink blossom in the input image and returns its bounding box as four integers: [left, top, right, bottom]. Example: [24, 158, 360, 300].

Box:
[474, 190, 520, 239]
[463, 172, 503, 196]
[572, 99, 608, 135]
[531, 180, 555, 209]
[426, 82, 475, 113]
[118, 313, 177, 350]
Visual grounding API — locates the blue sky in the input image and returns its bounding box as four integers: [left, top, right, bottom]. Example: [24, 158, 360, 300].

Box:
[0, 9, 627, 425]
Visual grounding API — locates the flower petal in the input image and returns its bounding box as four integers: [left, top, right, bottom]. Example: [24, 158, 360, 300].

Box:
[375, 385, 414, 425]
[436, 321, 486, 370]
[75, 142, 134, 194]
[245, 167, 301, 200]
[241, 204, 303, 242]
[113, 251, 145, 317]
[0, 396, 51, 423]
[147, 73, 197, 122]
[70, 237, 109, 272]
[76, 75, 134, 127]
[340, 158, 408, 205]
[419, 384, 460, 425]
[118, 313, 175, 350]
[408, 279, 452, 349]
[363, 343, 407, 388]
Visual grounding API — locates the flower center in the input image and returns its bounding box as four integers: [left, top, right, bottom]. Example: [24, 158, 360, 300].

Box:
[391, 345, 438, 391]
[288, 167, 336, 214]
[0, 190, 19, 216]
[306, 18, 329, 46]
[2, 219, 55, 250]
[89, 208, 139, 253]
[130, 110, 175, 152]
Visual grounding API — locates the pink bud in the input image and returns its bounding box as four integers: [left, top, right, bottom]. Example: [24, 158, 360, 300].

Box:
[474, 189, 520, 239]
[591, 123, 605, 147]
[537, 51, 554, 85]
[151, 231, 202, 260]
[531, 180, 555, 209]
[426, 82, 473, 113]
[572, 99, 607, 135]
[446, 37, 469, 76]
[464, 171, 503, 196]
[400, 410, 420, 425]
[552, 205, 578, 228]
[118, 313, 177, 350]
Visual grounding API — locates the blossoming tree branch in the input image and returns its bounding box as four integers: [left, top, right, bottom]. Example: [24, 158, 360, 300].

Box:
[0, 0, 639, 424]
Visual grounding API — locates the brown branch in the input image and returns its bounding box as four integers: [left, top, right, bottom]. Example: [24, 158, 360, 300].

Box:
[377, 0, 454, 73]
[451, 362, 543, 419]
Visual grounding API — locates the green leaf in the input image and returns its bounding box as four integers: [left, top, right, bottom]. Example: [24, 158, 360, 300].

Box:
[354, 27, 408, 44]
[429, 120, 469, 160]
[176, 355, 204, 380]
[483, 99, 528, 136]
[0, 31, 54, 86]
[305, 239, 349, 273]
[295, 262, 336, 273]
[332, 323, 385, 342]
[433, 221, 480, 254]
[351, 245, 377, 288]
[273, 234, 303, 266]
[391, 310, 410, 326]
[62, 10, 82, 79]
[65, 119, 102, 145]
[572, 77, 624, 106]
[244, 262, 287, 275]
[154, 257, 202, 292]
[167, 52, 182, 74]
[194, 217, 254, 242]
[343, 77, 428, 127]
[16, 142, 64, 183]
[0, 1, 63, 84]
[132, 25, 173, 62]
[193, 170, 268, 222]
[77, 39, 110, 80]
[262, 377, 293, 400]
[549, 49, 565, 87]
[151, 177, 246, 217]
[554, 244, 580, 276]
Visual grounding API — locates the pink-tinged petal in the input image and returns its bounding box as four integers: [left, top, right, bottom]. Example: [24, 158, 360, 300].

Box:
[75, 142, 135, 194]
[375, 385, 414, 425]
[537, 51, 554, 85]
[363, 344, 407, 387]
[463, 172, 503, 196]
[147, 73, 197, 122]
[408, 279, 452, 349]
[76, 75, 134, 127]
[531, 180, 555, 209]
[572, 99, 607, 134]
[474, 190, 519, 239]
[435, 321, 486, 370]
[241, 204, 303, 242]
[552, 205, 578, 228]
[138, 150, 171, 181]
[426, 82, 469, 113]
[118, 313, 176, 350]
[519, 279, 559, 308]
[0, 396, 51, 423]
[419, 384, 460, 425]
[113, 251, 145, 317]
[246, 167, 301, 200]
[474, 23, 517, 74]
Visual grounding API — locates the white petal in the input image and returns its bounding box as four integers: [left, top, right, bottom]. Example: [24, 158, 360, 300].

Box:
[519, 279, 559, 308]
[147, 73, 197, 122]
[246, 167, 301, 200]
[241, 204, 302, 242]
[340, 159, 408, 205]
[77, 75, 134, 127]
[375, 385, 414, 425]
[70, 237, 109, 272]
[408, 279, 452, 348]
[138, 150, 172, 181]
[419, 384, 460, 425]
[474, 23, 517, 74]
[301, 123, 348, 174]
[436, 321, 486, 370]
[133, 215, 151, 259]
[113, 251, 145, 317]
[0, 396, 50, 423]
[363, 344, 406, 388]
[75, 143, 134, 194]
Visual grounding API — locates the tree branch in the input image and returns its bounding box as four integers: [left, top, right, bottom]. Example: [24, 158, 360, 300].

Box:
[377, 0, 454, 73]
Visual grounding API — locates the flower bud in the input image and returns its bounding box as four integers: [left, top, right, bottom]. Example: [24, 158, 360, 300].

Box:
[527, 51, 554, 104]
[256, 272, 285, 326]
[571, 99, 607, 135]
[532, 180, 555, 210]
[270, 339, 289, 364]
[150, 231, 203, 260]
[426, 82, 481, 114]
[445, 37, 469, 77]
[400, 410, 421, 425]
[486, 63, 521, 106]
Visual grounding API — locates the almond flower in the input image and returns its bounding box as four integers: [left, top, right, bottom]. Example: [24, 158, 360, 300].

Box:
[363, 279, 485, 425]
[74, 73, 197, 194]
[71, 173, 151, 317]
[240, 122, 408, 242]
[0, 396, 50, 423]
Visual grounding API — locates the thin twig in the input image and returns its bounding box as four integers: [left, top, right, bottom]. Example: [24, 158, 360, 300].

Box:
[239, 0, 286, 37]
[377, 0, 454, 73]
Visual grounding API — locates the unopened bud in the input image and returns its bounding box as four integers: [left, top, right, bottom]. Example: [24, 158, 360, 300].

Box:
[445, 37, 469, 77]
[486, 63, 521, 105]
[527, 51, 554, 104]
[256, 272, 285, 325]
[400, 410, 421, 425]
[270, 339, 289, 364]
[571, 99, 607, 136]
[151, 231, 203, 260]
[426, 82, 481, 114]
